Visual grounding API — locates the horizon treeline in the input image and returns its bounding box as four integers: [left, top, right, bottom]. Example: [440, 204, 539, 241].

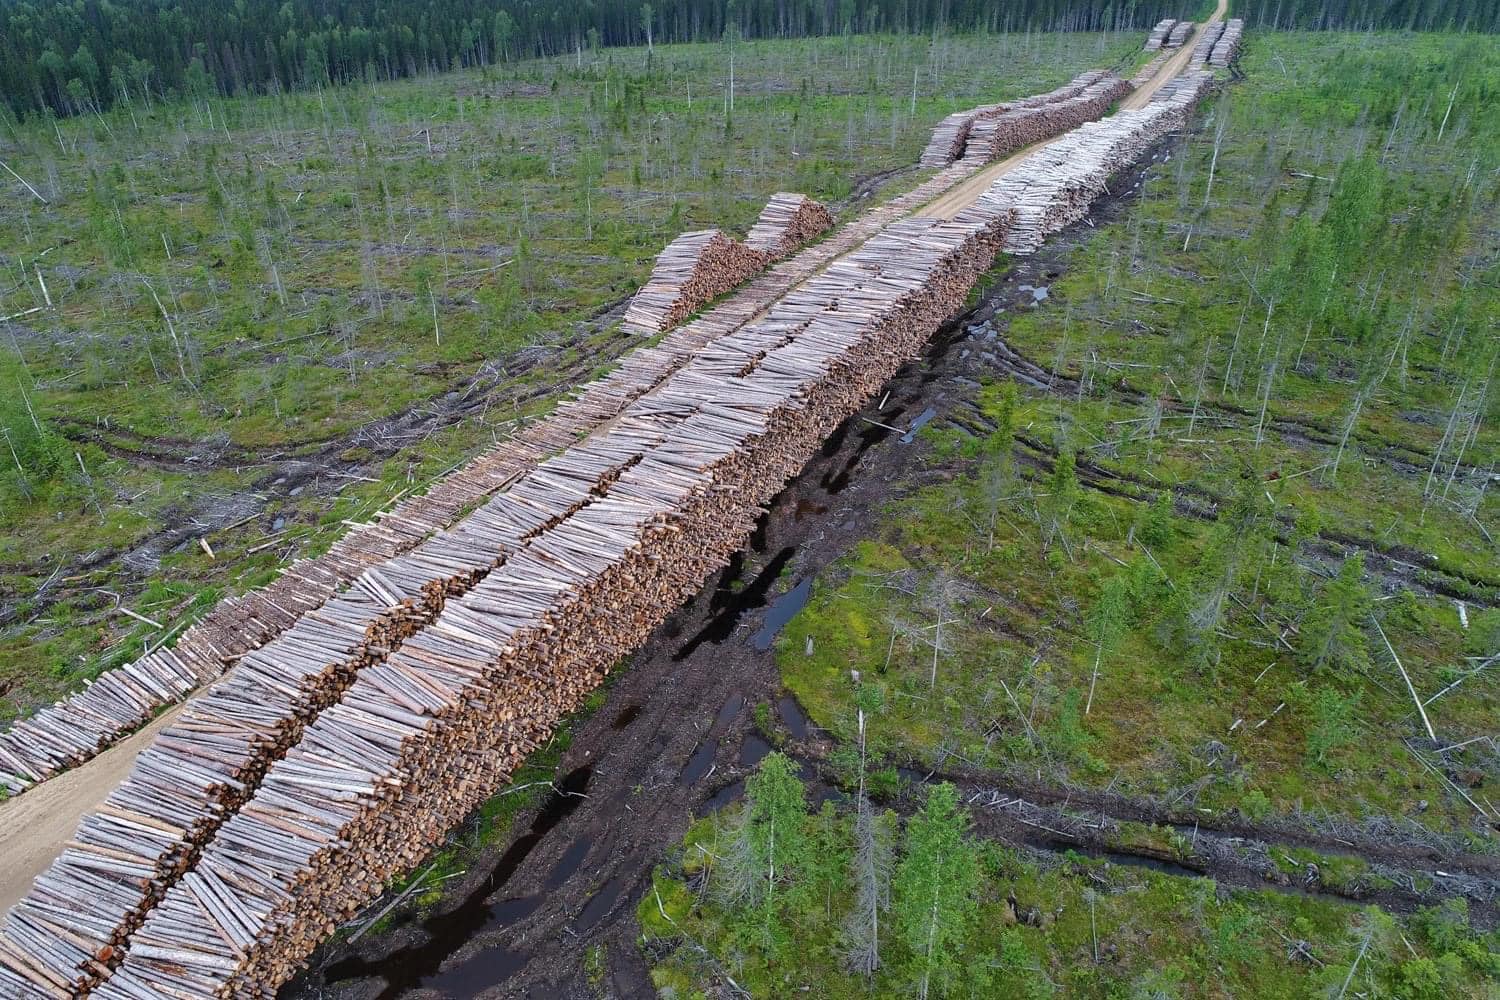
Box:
[1, 0, 1496, 119]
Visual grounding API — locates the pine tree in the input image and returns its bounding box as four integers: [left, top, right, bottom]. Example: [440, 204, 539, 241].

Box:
[893, 783, 980, 1000]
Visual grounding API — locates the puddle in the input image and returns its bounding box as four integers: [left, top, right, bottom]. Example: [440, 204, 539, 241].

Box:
[751, 577, 812, 651]
[704, 779, 746, 812]
[794, 498, 828, 521]
[1045, 840, 1205, 880]
[573, 876, 627, 931]
[674, 547, 796, 659]
[777, 696, 811, 741]
[611, 704, 642, 730]
[545, 839, 591, 889]
[1018, 283, 1050, 303]
[740, 733, 772, 768]
[680, 737, 719, 785]
[714, 694, 745, 729]
[325, 764, 594, 996]
[900, 407, 937, 443]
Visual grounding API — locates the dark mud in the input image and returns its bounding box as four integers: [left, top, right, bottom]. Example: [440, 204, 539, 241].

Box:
[281, 126, 1494, 1000]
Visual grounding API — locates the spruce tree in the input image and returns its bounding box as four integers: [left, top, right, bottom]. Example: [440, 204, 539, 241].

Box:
[1297, 553, 1372, 673]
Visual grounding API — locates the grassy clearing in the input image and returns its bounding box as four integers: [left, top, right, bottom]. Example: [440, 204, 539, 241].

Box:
[641, 772, 1500, 999]
[0, 30, 1138, 722]
[778, 30, 1499, 838]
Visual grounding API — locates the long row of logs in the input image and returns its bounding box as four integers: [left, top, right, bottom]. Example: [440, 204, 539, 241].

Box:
[959, 72, 1132, 166]
[918, 69, 1117, 169]
[621, 193, 834, 335]
[1190, 21, 1226, 67]
[99, 72, 1217, 1000]
[1210, 19, 1245, 67]
[0, 91, 1016, 999]
[98, 190, 1017, 1000]
[1145, 18, 1177, 50]
[963, 71, 1216, 255]
[0, 192, 839, 800]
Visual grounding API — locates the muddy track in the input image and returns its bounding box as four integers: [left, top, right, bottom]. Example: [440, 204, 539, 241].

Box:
[281, 153, 1494, 995]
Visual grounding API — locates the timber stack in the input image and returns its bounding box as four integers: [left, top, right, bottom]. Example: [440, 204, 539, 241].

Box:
[1145, 18, 1176, 49]
[622, 191, 834, 336]
[743, 193, 834, 259]
[959, 73, 1130, 165]
[919, 69, 1125, 171]
[1167, 20, 1194, 47]
[621, 229, 770, 334]
[970, 72, 1215, 254]
[0, 129, 985, 1000]
[1210, 19, 1244, 66]
[0, 185, 832, 800]
[1191, 21, 1226, 67]
[919, 103, 1004, 166]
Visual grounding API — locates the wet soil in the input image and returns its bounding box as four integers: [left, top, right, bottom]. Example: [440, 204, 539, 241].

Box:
[282, 130, 1496, 1000]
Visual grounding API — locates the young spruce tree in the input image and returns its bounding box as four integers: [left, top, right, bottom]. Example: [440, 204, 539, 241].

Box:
[893, 783, 980, 1000]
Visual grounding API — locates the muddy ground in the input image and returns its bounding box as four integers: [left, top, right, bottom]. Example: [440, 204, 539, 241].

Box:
[282, 140, 1498, 1000]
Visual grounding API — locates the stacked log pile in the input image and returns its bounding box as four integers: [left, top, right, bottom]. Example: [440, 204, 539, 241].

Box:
[621, 230, 770, 334]
[919, 69, 1117, 171]
[959, 73, 1131, 165]
[0, 444, 649, 997]
[1167, 20, 1194, 47]
[98, 202, 1015, 1000]
[743, 194, 834, 259]
[0, 188, 837, 801]
[1210, 19, 1244, 66]
[1145, 18, 1176, 49]
[1191, 21, 1226, 67]
[919, 104, 1005, 167]
[964, 72, 1215, 254]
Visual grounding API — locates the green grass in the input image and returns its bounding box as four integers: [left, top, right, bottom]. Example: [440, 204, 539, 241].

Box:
[774, 29, 1499, 838]
[642, 797, 1500, 999]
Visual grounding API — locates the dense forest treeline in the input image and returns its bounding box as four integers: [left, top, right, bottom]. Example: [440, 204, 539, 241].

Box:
[0, 0, 1497, 118]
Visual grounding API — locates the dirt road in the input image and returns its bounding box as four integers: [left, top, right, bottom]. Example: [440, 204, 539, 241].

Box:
[0, 704, 183, 911]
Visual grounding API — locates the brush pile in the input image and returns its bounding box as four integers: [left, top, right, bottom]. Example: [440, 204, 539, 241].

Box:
[1145, 18, 1177, 49]
[967, 72, 1215, 254]
[1210, 19, 1244, 66]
